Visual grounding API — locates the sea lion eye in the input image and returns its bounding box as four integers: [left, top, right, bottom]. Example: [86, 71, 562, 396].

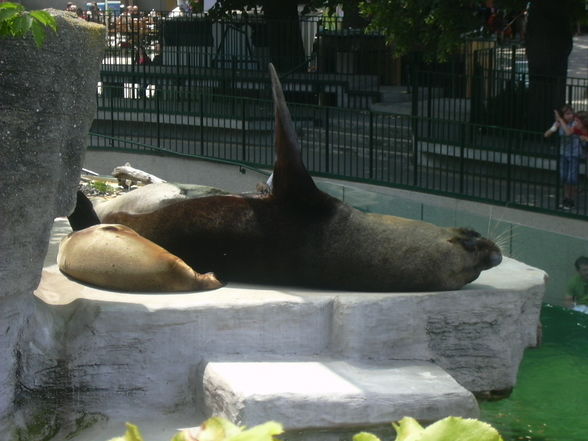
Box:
[457, 228, 480, 238]
[449, 235, 479, 251]
[460, 238, 478, 252]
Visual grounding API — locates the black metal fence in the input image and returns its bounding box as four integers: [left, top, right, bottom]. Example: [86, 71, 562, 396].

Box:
[411, 46, 588, 129]
[98, 13, 397, 108]
[90, 85, 588, 219]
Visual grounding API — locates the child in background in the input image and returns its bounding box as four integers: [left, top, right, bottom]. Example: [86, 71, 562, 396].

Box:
[544, 105, 582, 209]
[572, 111, 588, 142]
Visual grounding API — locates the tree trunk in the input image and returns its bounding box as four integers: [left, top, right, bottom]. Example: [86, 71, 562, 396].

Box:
[262, 0, 306, 72]
[341, 0, 368, 30]
[525, 0, 574, 130]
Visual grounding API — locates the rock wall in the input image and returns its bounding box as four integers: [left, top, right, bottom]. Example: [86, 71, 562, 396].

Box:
[0, 10, 104, 439]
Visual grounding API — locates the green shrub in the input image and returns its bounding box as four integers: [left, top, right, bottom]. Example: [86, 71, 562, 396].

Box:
[107, 416, 503, 441]
[108, 417, 283, 441]
[355, 416, 504, 441]
[90, 180, 111, 194]
[0, 2, 57, 47]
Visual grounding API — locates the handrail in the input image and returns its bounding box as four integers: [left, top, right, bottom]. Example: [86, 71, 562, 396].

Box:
[88, 132, 272, 178]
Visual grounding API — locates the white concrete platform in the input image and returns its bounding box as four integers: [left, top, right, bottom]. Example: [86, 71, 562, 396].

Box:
[201, 359, 479, 430]
[28, 257, 545, 435]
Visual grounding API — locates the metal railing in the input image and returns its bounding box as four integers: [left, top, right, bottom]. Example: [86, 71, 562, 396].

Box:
[89, 85, 588, 219]
[411, 46, 588, 128]
[97, 13, 397, 108]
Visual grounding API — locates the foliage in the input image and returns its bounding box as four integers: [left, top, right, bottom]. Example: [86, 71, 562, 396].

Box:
[360, 0, 493, 62]
[354, 416, 504, 441]
[90, 180, 111, 194]
[107, 416, 504, 441]
[360, 0, 587, 62]
[0, 2, 57, 47]
[107, 417, 283, 441]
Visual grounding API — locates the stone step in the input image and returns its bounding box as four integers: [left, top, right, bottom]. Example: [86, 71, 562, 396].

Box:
[200, 359, 479, 431]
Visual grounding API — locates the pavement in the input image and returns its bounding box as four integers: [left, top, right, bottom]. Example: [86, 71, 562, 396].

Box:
[569, 34, 588, 79]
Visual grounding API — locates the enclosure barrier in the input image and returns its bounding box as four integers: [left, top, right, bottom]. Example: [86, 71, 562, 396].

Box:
[98, 12, 396, 108]
[89, 86, 588, 219]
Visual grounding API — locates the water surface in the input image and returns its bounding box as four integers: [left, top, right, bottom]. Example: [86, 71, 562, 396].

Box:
[480, 304, 588, 441]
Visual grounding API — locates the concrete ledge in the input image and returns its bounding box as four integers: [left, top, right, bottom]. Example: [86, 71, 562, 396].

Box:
[27, 257, 545, 421]
[201, 359, 479, 430]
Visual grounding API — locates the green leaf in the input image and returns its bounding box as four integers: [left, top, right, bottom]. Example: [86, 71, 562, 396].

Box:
[11, 13, 32, 36]
[30, 19, 45, 47]
[418, 417, 504, 441]
[107, 423, 146, 441]
[0, 6, 21, 22]
[197, 417, 243, 441]
[353, 432, 381, 441]
[227, 421, 284, 441]
[30, 10, 57, 31]
[393, 417, 424, 441]
[171, 430, 195, 441]
[0, 2, 23, 12]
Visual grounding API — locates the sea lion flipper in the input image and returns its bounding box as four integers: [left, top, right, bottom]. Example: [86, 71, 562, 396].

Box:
[68, 190, 101, 231]
[268, 63, 322, 203]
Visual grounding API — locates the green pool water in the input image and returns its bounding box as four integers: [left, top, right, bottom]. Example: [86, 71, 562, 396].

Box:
[480, 304, 588, 441]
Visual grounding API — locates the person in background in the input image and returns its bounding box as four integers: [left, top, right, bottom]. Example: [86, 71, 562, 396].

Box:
[87, 2, 101, 22]
[136, 45, 151, 65]
[545, 105, 580, 210]
[572, 111, 588, 143]
[565, 256, 588, 313]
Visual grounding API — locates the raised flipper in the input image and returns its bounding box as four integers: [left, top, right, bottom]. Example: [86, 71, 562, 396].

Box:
[268, 63, 328, 210]
[68, 190, 101, 231]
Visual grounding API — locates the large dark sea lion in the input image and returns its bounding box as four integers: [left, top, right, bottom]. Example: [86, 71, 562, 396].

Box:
[69, 64, 501, 292]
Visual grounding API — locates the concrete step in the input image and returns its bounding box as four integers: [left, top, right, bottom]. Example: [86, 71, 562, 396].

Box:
[377, 86, 412, 104]
[200, 359, 479, 430]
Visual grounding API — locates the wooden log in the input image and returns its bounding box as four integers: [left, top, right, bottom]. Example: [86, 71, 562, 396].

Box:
[111, 163, 166, 188]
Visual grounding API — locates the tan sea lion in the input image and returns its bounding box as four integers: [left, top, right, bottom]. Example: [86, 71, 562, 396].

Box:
[93, 182, 230, 221]
[69, 64, 501, 292]
[57, 224, 222, 292]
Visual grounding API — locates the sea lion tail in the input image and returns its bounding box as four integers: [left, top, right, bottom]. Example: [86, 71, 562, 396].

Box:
[68, 190, 101, 231]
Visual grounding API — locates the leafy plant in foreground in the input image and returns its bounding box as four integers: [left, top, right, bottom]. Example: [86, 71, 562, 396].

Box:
[108, 417, 284, 441]
[0, 2, 57, 47]
[354, 416, 504, 441]
[107, 416, 504, 441]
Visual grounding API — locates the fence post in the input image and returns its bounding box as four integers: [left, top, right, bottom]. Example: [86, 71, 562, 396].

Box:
[241, 98, 246, 163]
[510, 45, 517, 84]
[109, 84, 115, 149]
[411, 68, 419, 119]
[369, 111, 374, 179]
[156, 86, 161, 149]
[411, 67, 419, 187]
[506, 129, 513, 202]
[200, 91, 204, 156]
[459, 122, 466, 194]
[555, 140, 561, 209]
[325, 107, 330, 174]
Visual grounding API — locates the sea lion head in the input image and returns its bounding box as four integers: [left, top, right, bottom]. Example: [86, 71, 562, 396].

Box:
[451, 227, 502, 270]
[448, 227, 502, 286]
